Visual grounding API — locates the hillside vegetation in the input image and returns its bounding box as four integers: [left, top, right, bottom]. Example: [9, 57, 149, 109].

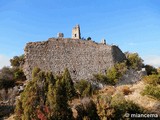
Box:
[0, 53, 160, 119]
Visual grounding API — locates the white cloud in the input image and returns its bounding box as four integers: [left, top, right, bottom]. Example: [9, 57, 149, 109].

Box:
[143, 55, 160, 68]
[0, 55, 10, 69]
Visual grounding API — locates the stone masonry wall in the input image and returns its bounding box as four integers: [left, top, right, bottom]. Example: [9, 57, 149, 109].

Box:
[23, 38, 126, 81]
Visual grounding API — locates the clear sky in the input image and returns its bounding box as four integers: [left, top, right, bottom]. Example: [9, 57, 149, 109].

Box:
[0, 0, 160, 68]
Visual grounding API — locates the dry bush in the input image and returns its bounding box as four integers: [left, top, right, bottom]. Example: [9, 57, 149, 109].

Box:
[121, 86, 132, 95]
[99, 86, 116, 95]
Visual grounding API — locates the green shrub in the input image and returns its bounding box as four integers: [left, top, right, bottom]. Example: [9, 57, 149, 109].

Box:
[14, 68, 26, 81]
[10, 55, 24, 68]
[0, 79, 15, 89]
[144, 65, 158, 75]
[143, 75, 160, 86]
[112, 100, 144, 119]
[74, 98, 100, 120]
[142, 85, 160, 100]
[87, 37, 91, 40]
[106, 62, 127, 84]
[75, 80, 92, 97]
[0, 67, 14, 80]
[126, 101, 144, 114]
[74, 104, 85, 119]
[93, 72, 117, 85]
[96, 94, 113, 119]
[82, 98, 100, 120]
[93, 62, 127, 85]
[125, 52, 143, 70]
[32, 67, 41, 78]
[115, 61, 128, 75]
[111, 93, 145, 119]
[111, 92, 126, 107]
[96, 92, 145, 119]
[0, 56, 26, 90]
[106, 67, 119, 85]
[82, 83, 92, 97]
[93, 73, 108, 84]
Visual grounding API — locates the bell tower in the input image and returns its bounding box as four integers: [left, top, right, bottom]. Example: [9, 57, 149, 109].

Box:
[72, 25, 81, 39]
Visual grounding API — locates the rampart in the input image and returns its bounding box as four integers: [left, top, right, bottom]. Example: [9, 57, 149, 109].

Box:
[23, 38, 126, 80]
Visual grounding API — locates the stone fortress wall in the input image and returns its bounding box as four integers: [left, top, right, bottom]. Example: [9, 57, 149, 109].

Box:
[23, 25, 126, 80]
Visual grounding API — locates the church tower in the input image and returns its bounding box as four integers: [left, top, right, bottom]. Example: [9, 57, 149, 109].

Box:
[72, 25, 81, 39]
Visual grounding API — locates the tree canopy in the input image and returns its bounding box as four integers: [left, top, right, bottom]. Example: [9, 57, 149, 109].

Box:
[15, 68, 75, 120]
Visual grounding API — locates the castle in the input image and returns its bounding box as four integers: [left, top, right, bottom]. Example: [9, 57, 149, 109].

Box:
[23, 25, 126, 81]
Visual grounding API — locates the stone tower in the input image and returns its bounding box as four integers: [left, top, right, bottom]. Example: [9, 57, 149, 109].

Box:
[57, 33, 64, 38]
[101, 39, 106, 44]
[72, 25, 81, 39]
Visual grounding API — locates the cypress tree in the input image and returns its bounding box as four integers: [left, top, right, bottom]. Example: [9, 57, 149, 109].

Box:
[46, 71, 55, 85]
[62, 68, 76, 100]
[82, 83, 92, 97]
[15, 68, 47, 120]
[46, 84, 55, 119]
[53, 80, 73, 120]
[14, 99, 23, 120]
[15, 68, 73, 120]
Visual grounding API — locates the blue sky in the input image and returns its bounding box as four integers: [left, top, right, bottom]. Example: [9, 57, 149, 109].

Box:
[0, 0, 160, 68]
